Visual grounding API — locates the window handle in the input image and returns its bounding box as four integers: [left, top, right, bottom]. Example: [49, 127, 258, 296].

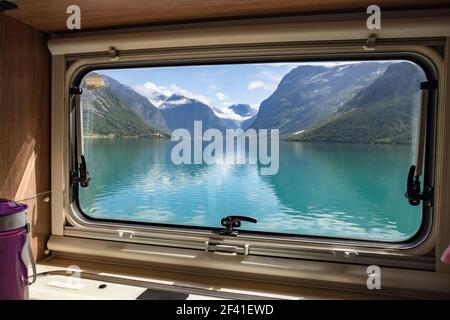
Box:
[405, 81, 435, 207]
[71, 155, 91, 188]
[405, 165, 432, 206]
[220, 215, 257, 236]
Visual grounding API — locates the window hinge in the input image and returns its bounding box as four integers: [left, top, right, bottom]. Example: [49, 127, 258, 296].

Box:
[205, 241, 250, 256]
[70, 86, 83, 95]
[109, 47, 119, 61]
[363, 35, 377, 51]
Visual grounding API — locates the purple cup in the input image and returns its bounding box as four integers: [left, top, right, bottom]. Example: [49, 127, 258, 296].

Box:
[0, 198, 30, 300]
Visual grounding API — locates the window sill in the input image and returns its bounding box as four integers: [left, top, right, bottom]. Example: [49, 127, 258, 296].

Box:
[47, 235, 450, 299]
[32, 256, 402, 300]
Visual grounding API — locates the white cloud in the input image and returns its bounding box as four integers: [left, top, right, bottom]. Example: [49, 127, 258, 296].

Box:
[248, 80, 264, 90]
[247, 80, 275, 91]
[136, 82, 172, 97]
[216, 92, 226, 101]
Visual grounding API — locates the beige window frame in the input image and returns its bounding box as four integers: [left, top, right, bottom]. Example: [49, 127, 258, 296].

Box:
[48, 14, 450, 295]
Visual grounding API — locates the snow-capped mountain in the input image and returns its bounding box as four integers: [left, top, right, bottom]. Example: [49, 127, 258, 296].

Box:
[212, 104, 257, 128]
[159, 93, 193, 109]
[135, 82, 211, 109]
[148, 92, 169, 107]
[159, 94, 228, 133]
[228, 104, 257, 117]
[136, 81, 258, 129]
[134, 82, 172, 107]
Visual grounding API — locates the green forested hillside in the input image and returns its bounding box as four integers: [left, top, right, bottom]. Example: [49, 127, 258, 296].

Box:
[288, 62, 425, 144]
[98, 74, 169, 133]
[82, 83, 166, 138]
[250, 63, 388, 135]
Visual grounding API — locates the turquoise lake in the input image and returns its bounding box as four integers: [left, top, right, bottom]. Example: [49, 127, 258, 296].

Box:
[79, 138, 422, 242]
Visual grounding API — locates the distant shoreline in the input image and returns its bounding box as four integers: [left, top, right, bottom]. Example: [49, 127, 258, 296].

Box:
[286, 138, 413, 145]
[83, 134, 167, 139]
[83, 134, 412, 146]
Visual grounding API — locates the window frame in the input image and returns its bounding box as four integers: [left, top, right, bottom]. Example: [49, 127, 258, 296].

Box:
[63, 43, 440, 268]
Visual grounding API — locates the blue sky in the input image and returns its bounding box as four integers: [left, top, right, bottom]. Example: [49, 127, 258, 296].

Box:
[97, 61, 371, 111]
[97, 63, 306, 110]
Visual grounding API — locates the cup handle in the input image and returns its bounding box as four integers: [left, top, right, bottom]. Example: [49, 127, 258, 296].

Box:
[20, 225, 37, 285]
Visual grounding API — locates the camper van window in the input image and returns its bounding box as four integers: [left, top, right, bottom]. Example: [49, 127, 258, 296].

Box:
[74, 60, 431, 242]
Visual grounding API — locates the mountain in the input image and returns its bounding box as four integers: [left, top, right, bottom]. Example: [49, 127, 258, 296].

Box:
[219, 118, 241, 129]
[289, 62, 425, 144]
[135, 83, 171, 107]
[160, 93, 228, 133]
[228, 104, 257, 117]
[250, 63, 390, 135]
[97, 74, 169, 133]
[212, 105, 252, 129]
[81, 80, 167, 138]
[146, 91, 169, 108]
[241, 115, 256, 130]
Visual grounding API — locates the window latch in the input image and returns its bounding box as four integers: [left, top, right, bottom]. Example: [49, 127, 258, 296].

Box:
[71, 154, 91, 188]
[219, 215, 257, 236]
[405, 165, 433, 207]
[363, 35, 377, 51]
[405, 81, 436, 207]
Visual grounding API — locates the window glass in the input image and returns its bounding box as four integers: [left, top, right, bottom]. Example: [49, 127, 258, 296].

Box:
[78, 60, 426, 241]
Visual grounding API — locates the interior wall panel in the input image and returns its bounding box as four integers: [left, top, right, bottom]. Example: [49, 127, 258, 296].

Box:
[0, 13, 51, 261]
